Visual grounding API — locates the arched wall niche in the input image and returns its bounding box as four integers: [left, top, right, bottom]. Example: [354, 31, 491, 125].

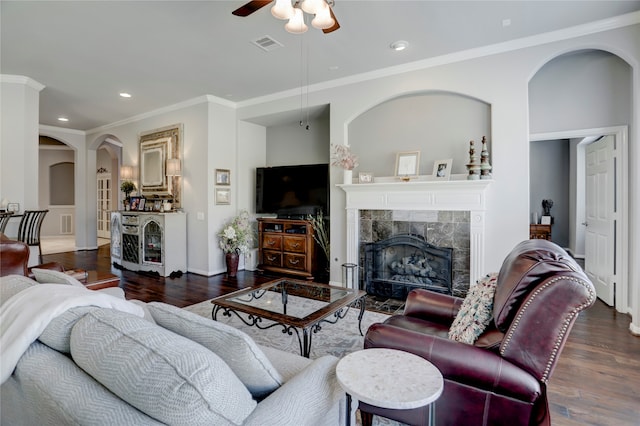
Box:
[347, 90, 491, 178]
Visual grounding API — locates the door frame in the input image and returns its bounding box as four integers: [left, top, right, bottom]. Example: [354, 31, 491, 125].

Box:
[531, 126, 629, 314]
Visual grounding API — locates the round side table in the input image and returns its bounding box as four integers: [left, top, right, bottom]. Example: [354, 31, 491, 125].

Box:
[336, 348, 443, 426]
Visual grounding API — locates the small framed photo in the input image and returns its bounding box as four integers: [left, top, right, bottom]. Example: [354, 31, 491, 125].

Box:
[7, 203, 20, 213]
[215, 169, 230, 186]
[129, 196, 142, 211]
[137, 198, 146, 211]
[541, 216, 552, 225]
[395, 151, 421, 178]
[215, 188, 230, 205]
[432, 159, 453, 181]
[153, 200, 162, 211]
[358, 172, 374, 183]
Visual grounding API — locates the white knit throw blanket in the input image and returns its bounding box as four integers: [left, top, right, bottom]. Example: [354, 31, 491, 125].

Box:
[0, 283, 144, 384]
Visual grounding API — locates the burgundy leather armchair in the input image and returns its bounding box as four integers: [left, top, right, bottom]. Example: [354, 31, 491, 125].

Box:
[361, 239, 596, 426]
[0, 232, 64, 277]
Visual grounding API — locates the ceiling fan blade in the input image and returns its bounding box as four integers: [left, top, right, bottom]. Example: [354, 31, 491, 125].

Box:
[232, 0, 273, 17]
[322, 6, 340, 34]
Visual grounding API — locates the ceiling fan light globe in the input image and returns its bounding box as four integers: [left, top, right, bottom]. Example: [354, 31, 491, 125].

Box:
[311, 2, 334, 29]
[285, 7, 308, 33]
[271, 0, 294, 20]
[301, 0, 323, 15]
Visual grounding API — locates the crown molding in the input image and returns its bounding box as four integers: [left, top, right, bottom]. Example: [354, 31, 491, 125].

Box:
[1, 74, 45, 91]
[88, 94, 236, 134]
[237, 11, 640, 108]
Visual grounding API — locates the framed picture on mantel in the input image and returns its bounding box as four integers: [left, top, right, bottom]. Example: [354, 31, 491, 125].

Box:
[432, 158, 452, 181]
[395, 151, 421, 179]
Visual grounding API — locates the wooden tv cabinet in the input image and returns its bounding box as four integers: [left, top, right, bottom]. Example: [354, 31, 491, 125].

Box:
[257, 218, 318, 280]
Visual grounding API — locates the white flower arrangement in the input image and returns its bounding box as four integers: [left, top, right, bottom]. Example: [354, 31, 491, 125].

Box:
[330, 144, 359, 170]
[218, 210, 253, 254]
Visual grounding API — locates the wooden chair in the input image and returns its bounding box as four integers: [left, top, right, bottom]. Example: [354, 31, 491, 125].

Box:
[0, 211, 14, 234]
[16, 210, 48, 264]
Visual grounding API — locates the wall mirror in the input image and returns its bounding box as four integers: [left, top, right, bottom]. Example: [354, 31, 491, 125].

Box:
[139, 124, 182, 208]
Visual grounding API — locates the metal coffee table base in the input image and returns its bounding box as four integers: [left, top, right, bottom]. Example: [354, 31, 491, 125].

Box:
[212, 297, 366, 358]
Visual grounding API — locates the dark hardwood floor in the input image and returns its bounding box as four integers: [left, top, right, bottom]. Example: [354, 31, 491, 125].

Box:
[42, 246, 640, 426]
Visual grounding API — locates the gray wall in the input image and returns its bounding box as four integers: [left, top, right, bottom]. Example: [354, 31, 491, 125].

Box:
[530, 139, 570, 247]
[265, 113, 330, 166]
[348, 93, 491, 177]
[529, 49, 632, 133]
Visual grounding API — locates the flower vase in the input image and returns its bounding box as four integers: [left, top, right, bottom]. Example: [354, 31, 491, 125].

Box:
[343, 169, 353, 185]
[225, 252, 239, 277]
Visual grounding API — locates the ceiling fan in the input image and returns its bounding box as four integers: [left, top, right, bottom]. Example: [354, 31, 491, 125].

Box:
[232, 0, 340, 34]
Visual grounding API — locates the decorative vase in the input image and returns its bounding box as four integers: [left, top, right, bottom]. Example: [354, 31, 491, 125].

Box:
[343, 169, 353, 185]
[225, 252, 239, 277]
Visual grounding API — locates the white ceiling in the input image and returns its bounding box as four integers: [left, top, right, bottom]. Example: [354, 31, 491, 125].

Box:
[2, 0, 639, 131]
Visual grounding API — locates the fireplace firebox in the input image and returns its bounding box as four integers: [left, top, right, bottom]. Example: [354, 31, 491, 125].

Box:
[363, 234, 453, 299]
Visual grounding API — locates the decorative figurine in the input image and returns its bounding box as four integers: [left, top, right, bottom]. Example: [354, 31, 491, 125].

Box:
[480, 136, 492, 179]
[466, 140, 481, 180]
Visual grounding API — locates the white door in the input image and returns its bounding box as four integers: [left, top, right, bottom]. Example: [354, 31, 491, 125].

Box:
[97, 174, 111, 239]
[584, 136, 615, 306]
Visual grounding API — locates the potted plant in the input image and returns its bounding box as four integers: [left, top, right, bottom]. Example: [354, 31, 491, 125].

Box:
[120, 180, 136, 210]
[330, 144, 359, 184]
[218, 210, 253, 277]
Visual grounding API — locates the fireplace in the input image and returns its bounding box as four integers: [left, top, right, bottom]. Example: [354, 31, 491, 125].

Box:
[339, 179, 491, 293]
[364, 234, 452, 299]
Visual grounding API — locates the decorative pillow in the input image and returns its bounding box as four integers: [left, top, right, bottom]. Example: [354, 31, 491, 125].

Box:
[0, 275, 37, 305]
[70, 308, 256, 425]
[31, 268, 85, 287]
[147, 302, 283, 398]
[38, 306, 97, 353]
[448, 273, 498, 344]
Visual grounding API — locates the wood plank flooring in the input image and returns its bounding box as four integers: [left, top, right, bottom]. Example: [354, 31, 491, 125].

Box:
[42, 246, 640, 426]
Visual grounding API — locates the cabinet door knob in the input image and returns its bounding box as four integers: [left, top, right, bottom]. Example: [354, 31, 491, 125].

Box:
[267, 255, 276, 262]
[291, 242, 300, 248]
[267, 240, 276, 246]
[288, 259, 300, 265]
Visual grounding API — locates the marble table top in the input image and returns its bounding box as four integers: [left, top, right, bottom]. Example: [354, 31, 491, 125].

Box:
[336, 348, 444, 410]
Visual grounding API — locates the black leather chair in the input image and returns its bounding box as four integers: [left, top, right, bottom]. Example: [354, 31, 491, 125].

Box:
[361, 239, 596, 426]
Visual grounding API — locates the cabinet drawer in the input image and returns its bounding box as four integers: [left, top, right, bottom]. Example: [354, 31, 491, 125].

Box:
[262, 250, 282, 267]
[262, 235, 282, 250]
[283, 236, 306, 253]
[284, 253, 306, 271]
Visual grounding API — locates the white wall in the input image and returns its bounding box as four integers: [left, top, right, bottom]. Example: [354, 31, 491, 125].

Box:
[38, 147, 74, 237]
[0, 76, 43, 214]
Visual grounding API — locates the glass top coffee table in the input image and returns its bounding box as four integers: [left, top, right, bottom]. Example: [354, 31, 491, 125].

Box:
[211, 278, 366, 357]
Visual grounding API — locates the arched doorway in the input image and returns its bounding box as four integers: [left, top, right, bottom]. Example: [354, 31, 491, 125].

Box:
[529, 49, 632, 313]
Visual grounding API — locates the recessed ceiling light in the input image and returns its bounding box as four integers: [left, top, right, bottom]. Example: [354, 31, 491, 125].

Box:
[119, 92, 132, 98]
[57, 117, 69, 122]
[390, 40, 409, 51]
[329, 65, 339, 71]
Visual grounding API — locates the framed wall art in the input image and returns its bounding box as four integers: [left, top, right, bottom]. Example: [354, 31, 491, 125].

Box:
[215, 169, 230, 186]
[432, 158, 453, 181]
[215, 188, 230, 205]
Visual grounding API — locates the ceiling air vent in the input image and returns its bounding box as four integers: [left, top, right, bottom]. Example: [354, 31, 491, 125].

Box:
[252, 35, 283, 52]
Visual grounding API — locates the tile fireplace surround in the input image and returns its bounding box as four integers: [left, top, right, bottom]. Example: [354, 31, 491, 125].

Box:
[339, 179, 492, 292]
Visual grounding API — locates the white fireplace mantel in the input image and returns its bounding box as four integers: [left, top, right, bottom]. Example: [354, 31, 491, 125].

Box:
[338, 179, 492, 289]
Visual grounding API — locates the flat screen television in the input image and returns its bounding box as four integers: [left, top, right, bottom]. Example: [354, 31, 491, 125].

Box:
[256, 164, 329, 217]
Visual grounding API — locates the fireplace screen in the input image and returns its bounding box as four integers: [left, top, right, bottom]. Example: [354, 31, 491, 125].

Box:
[364, 234, 453, 299]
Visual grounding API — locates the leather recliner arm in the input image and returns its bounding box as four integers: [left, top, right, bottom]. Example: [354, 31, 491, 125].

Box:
[364, 322, 541, 403]
[403, 289, 464, 325]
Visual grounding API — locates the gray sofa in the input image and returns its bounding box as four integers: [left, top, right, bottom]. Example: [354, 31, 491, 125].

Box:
[0, 275, 346, 425]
